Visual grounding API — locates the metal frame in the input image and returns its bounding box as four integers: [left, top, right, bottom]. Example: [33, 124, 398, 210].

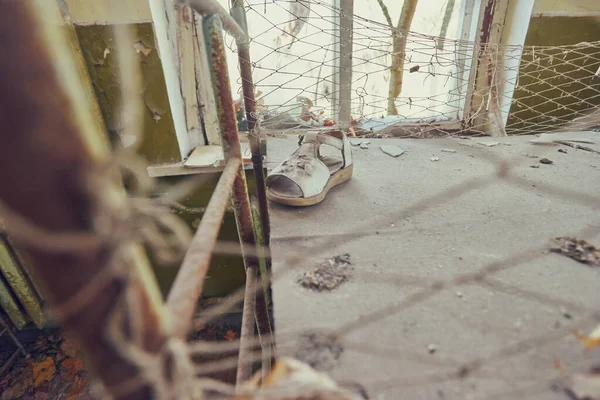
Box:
[332, 0, 354, 129]
[328, 0, 527, 136]
[166, 0, 273, 385]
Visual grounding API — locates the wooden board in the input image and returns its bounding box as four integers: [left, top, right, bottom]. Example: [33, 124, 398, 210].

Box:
[184, 143, 252, 168]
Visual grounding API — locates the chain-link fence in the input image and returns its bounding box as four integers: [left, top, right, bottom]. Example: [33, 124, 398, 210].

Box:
[0, 1, 598, 400]
[222, 0, 600, 138]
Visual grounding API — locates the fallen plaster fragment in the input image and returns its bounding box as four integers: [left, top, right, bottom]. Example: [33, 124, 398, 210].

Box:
[380, 145, 405, 157]
[477, 141, 500, 147]
[430, 156, 440, 162]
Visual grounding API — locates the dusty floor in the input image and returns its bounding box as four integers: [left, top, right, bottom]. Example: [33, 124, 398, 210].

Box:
[267, 134, 600, 400]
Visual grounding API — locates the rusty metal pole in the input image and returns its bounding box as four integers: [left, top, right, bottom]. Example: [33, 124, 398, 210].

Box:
[229, 0, 271, 251]
[229, 0, 275, 370]
[0, 3, 167, 399]
[166, 157, 241, 337]
[203, 14, 261, 386]
[187, 0, 246, 41]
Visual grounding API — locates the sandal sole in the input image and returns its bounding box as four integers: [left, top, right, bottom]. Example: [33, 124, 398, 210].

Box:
[266, 164, 353, 207]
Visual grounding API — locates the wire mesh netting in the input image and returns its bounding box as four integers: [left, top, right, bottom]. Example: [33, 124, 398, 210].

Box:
[0, 1, 599, 400]
[220, 0, 600, 137]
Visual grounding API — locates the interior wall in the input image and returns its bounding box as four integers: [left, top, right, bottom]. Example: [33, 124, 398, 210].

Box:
[532, 0, 600, 17]
[76, 24, 181, 164]
[65, 0, 152, 25]
[506, 0, 600, 132]
[74, 22, 248, 301]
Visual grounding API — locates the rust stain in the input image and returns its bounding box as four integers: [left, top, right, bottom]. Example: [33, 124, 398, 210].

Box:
[182, 5, 192, 23]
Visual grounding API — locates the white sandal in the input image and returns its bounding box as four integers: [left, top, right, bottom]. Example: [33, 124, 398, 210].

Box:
[266, 130, 354, 207]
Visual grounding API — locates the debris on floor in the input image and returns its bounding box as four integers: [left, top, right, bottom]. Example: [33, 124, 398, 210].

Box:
[350, 139, 371, 149]
[0, 333, 91, 400]
[477, 141, 501, 147]
[294, 332, 344, 371]
[297, 253, 352, 291]
[550, 237, 600, 266]
[558, 148, 568, 154]
[430, 156, 440, 162]
[528, 132, 600, 154]
[555, 362, 600, 400]
[540, 158, 554, 165]
[574, 324, 600, 351]
[239, 357, 366, 400]
[379, 144, 405, 157]
[427, 344, 438, 354]
[440, 148, 456, 153]
[530, 165, 540, 168]
[529, 132, 597, 145]
[523, 153, 539, 159]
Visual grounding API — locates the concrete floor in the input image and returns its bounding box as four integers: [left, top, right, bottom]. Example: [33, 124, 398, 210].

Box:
[266, 134, 600, 400]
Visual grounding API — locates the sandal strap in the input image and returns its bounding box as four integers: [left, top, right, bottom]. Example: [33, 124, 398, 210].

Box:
[300, 131, 353, 168]
[266, 129, 354, 198]
[302, 132, 344, 150]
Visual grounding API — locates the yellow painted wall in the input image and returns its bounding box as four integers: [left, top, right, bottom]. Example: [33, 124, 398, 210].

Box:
[533, 0, 600, 16]
[65, 0, 151, 25]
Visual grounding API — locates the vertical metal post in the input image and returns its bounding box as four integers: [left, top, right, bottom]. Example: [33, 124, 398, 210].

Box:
[229, 0, 275, 365]
[462, 0, 510, 135]
[230, 0, 271, 260]
[332, 0, 353, 128]
[203, 14, 262, 386]
[0, 3, 169, 398]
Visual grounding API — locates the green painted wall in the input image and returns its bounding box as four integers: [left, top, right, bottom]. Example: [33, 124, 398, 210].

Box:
[507, 17, 600, 132]
[151, 171, 260, 300]
[75, 24, 250, 303]
[76, 24, 181, 164]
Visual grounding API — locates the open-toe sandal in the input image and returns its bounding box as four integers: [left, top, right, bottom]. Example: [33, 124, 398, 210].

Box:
[266, 129, 353, 207]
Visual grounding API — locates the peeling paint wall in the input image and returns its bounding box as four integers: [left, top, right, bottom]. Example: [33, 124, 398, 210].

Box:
[75, 23, 249, 302]
[76, 24, 181, 164]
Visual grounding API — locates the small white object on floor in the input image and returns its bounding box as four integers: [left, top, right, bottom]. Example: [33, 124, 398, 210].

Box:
[427, 344, 438, 354]
[440, 148, 456, 153]
[455, 291, 464, 298]
[477, 141, 501, 147]
[359, 143, 369, 149]
[380, 144, 405, 157]
[430, 156, 440, 162]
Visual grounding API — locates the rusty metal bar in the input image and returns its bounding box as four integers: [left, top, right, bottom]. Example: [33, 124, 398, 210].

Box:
[0, 312, 27, 355]
[0, 349, 20, 377]
[166, 157, 241, 337]
[185, 0, 246, 42]
[203, 14, 261, 386]
[230, 0, 275, 366]
[230, 0, 271, 253]
[238, 257, 258, 383]
[0, 3, 168, 398]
